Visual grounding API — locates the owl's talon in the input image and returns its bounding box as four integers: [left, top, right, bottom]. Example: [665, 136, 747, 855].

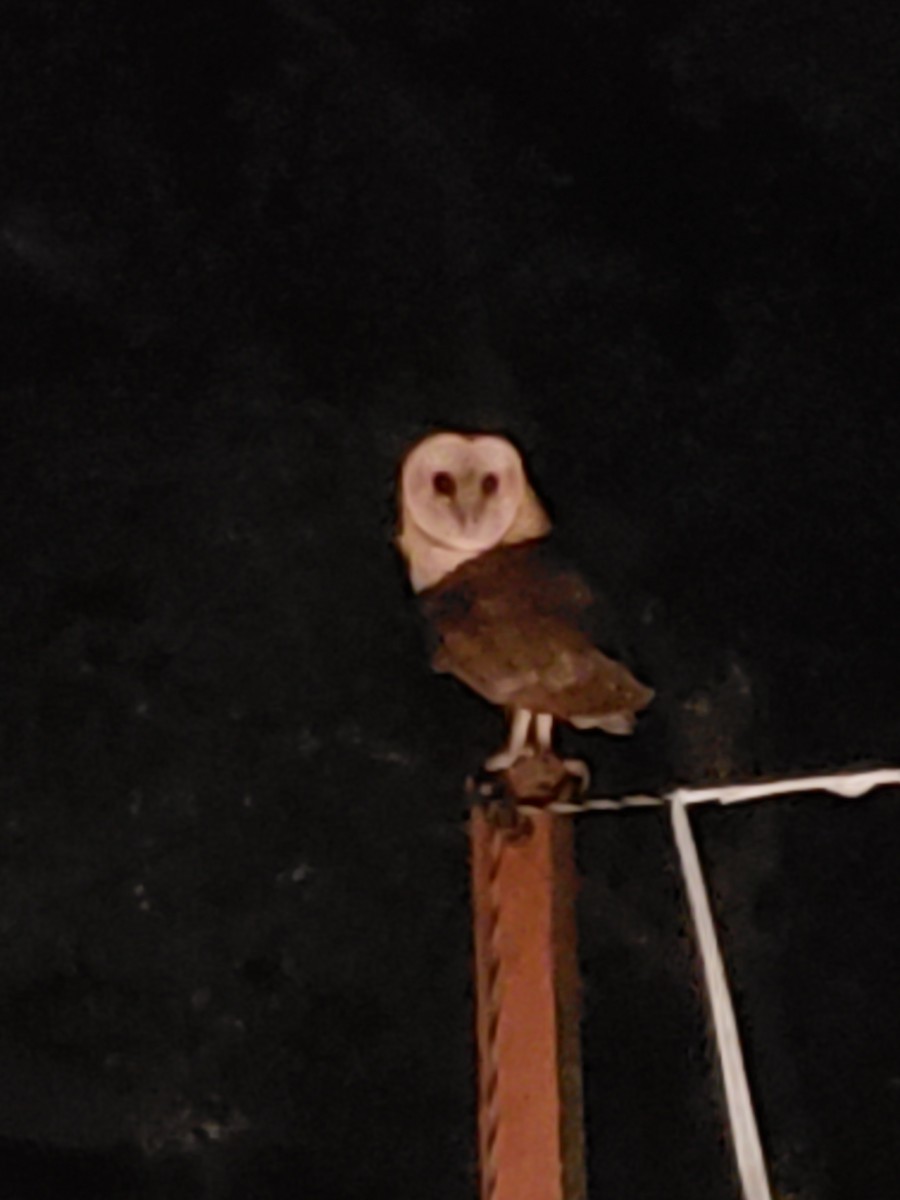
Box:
[483, 747, 534, 773]
[562, 759, 591, 794]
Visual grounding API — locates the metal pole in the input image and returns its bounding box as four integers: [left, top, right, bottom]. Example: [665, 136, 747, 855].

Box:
[470, 805, 587, 1200]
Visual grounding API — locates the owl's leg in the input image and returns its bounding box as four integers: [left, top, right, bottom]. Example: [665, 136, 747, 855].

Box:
[534, 712, 590, 790]
[484, 707, 534, 771]
[534, 713, 554, 753]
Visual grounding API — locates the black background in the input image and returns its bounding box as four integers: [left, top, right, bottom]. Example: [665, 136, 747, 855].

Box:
[3, 1, 900, 1196]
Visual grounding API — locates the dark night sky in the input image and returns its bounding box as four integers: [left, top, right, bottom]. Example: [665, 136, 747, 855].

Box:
[3, 2, 900, 1197]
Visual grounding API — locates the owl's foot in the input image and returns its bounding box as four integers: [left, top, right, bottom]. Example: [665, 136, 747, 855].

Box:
[501, 752, 585, 805]
[484, 707, 534, 772]
[468, 751, 587, 809]
[561, 758, 591, 793]
[483, 745, 534, 773]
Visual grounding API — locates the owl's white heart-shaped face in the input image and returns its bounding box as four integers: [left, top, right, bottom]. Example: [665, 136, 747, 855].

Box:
[397, 432, 551, 590]
[401, 433, 527, 552]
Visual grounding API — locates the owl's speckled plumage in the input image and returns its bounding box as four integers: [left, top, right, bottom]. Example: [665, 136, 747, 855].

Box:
[421, 542, 653, 730]
[397, 431, 653, 770]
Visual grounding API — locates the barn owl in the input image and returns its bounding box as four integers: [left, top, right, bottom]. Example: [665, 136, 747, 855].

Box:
[397, 431, 654, 773]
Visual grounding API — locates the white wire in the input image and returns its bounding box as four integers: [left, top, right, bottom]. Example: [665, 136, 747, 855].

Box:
[667, 766, 900, 807]
[528, 764, 900, 1200]
[540, 765, 900, 815]
[670, 798, 773, 1200]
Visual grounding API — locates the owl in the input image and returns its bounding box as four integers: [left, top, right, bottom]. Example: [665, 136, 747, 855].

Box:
[397, 431, 654, 774]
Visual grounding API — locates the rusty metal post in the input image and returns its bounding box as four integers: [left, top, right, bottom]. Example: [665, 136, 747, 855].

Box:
[470, 805, 587, 1200]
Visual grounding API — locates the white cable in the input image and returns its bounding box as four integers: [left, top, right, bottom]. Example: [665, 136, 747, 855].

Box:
[670, 797, 773, 1200]
[668, 766, 900, 807]
[541, 766, 900, 815]
[532, 762, 900, 1198]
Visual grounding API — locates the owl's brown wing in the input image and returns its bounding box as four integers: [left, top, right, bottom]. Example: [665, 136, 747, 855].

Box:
[420, 541, 653, 730]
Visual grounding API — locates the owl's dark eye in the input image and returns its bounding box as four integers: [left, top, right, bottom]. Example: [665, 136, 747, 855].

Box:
[481, 473, 499, 496]
[433, 471, 456, 496]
